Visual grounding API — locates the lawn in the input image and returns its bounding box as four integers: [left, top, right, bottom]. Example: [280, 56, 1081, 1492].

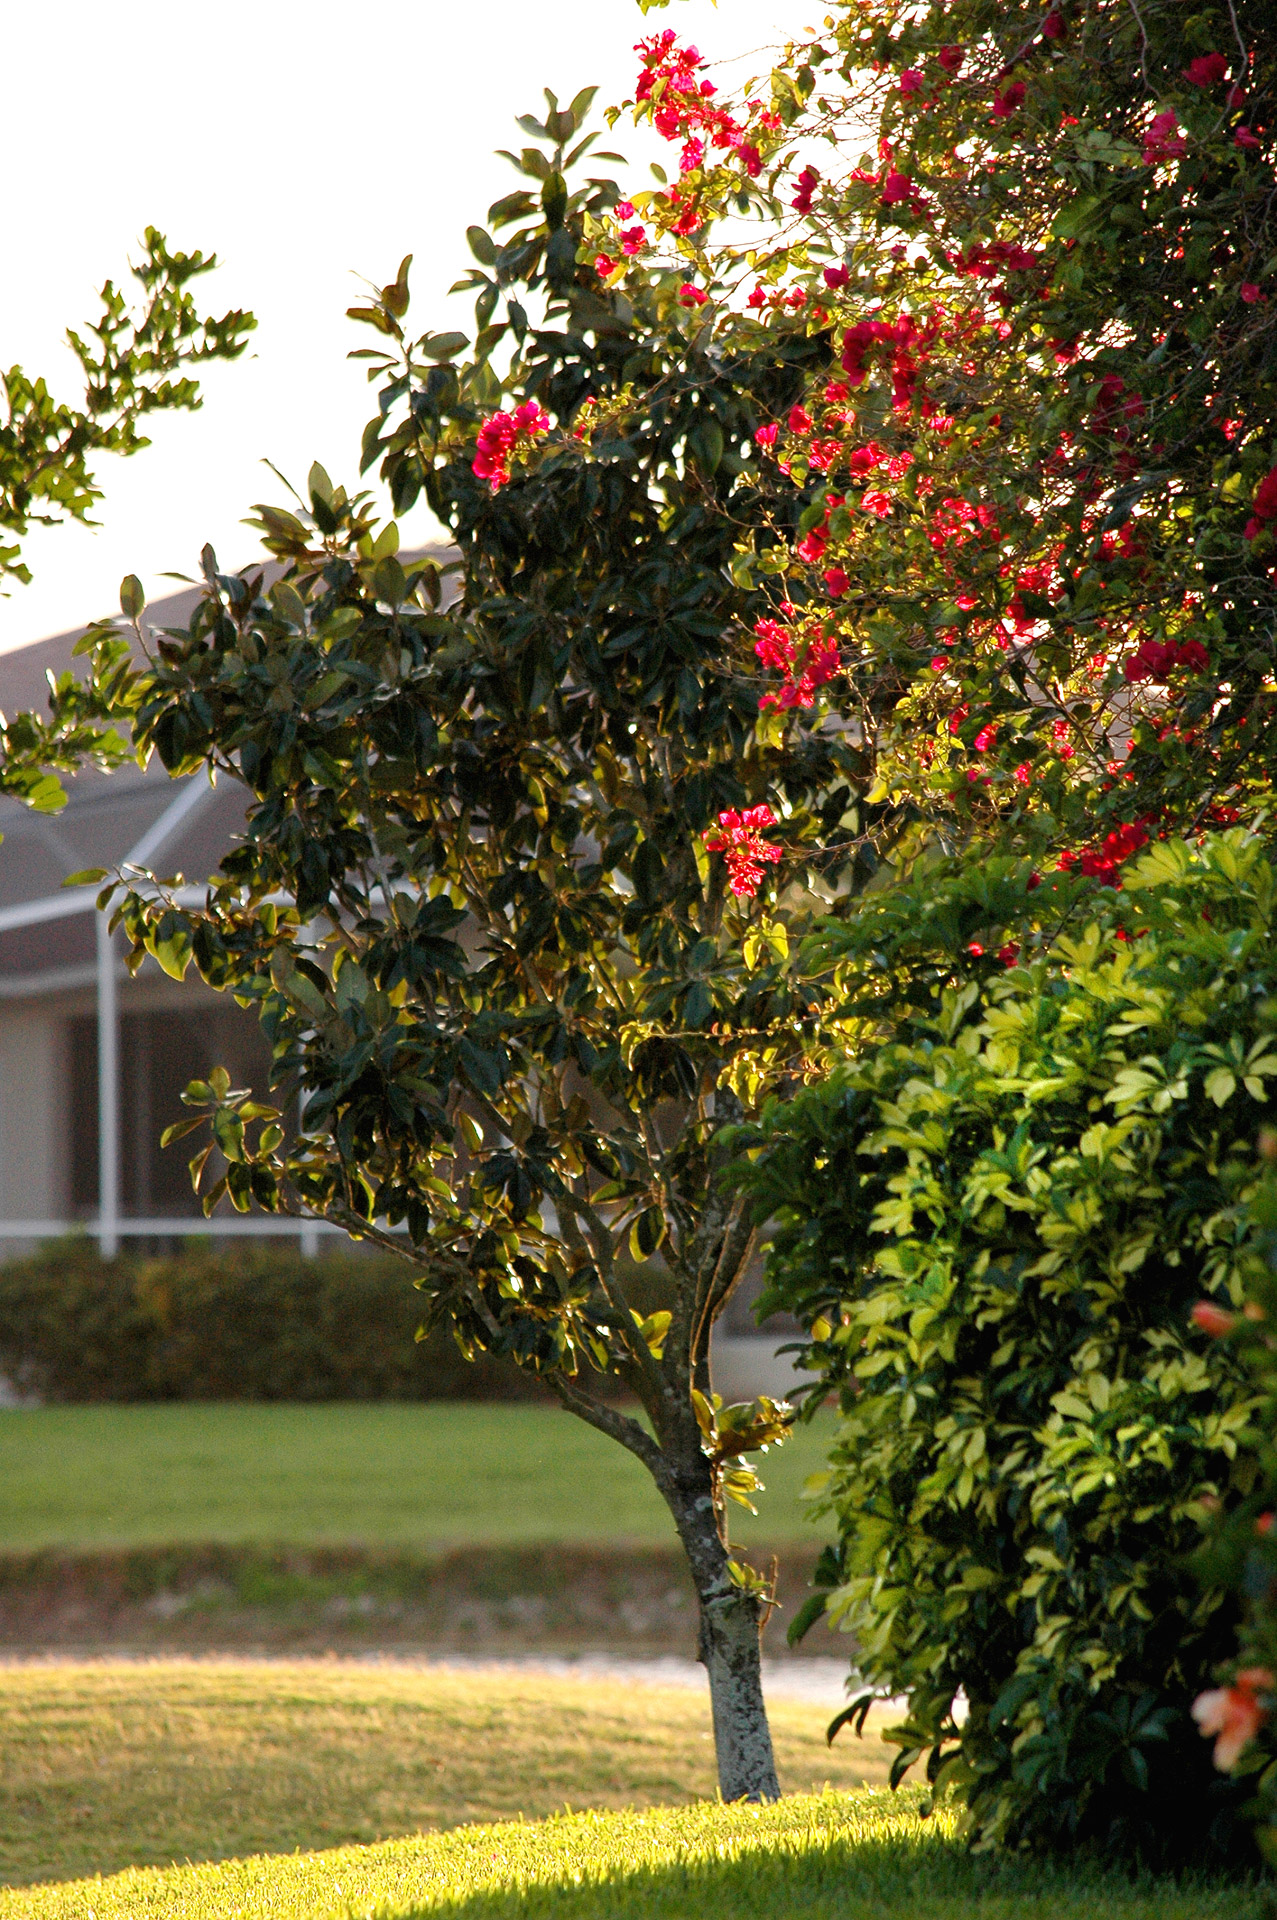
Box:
[0, 1786, 1254, 1920]
[0, 1662, 892, 1888]
[0, 1403, 834, 1551]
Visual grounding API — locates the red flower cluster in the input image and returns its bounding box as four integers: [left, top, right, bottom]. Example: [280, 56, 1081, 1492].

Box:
[991, 81, 1026, 119]
[753, 617, 840, 710]
[1245, 466, 1277, 540]
[1143, 110, 1186, 163]
[635, 30, 763, 177]
[792, 165, 820, 214]
[880, 170, 926, 213]
[704, 805, 783, 897]
[1183, 52, 1228, 87]
[841, 314, 930, 408]
[1122, 637, 1208, 683]
[472, 402, 550, 490]
[1058, 821, 1150, 881]
[951, 240, 1037, 279]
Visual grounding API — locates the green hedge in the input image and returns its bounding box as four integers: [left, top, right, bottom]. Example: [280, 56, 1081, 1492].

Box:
[0, 1240, 545, 1402]
[742, 833, 1272, 1864]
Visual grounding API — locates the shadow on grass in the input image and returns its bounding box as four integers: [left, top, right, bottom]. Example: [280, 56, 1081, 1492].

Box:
[403, 1830, 1262, 1920]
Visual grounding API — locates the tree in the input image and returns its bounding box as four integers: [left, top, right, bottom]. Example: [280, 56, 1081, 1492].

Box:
[0, 228, 254, 816]
[605, 0, 1277, 902]
[86, 91, 858, 1803]
[2, 227, 254, 589]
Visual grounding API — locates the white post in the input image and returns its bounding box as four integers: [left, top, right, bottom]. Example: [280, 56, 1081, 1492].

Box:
[96, 910, 120, 1259]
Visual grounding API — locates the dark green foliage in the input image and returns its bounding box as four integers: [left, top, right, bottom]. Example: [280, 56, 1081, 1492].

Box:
[740, 834, 1277, 1863]
[0, 1241, 542, 1403]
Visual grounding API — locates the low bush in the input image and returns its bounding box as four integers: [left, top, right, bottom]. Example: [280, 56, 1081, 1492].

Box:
[0, 1240, 544, 1401]
[741, 834, 1276, 1864]
[1191, 1144, 1277, 1862]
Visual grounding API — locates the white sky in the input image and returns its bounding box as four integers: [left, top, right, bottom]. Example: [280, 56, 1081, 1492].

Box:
[1, 0, 796, 658]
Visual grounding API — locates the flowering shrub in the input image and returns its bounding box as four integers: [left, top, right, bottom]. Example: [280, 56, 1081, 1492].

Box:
[1188, 1134, 1277, 1862]
[737, 833, 1277, 1861]
[590, 1, 1277, 903]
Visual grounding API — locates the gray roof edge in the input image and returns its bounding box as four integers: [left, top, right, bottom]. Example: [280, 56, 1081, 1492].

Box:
[0, 542, 457, 719]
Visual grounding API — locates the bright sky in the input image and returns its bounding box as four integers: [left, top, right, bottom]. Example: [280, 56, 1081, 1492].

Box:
[0, 0, 798, 658]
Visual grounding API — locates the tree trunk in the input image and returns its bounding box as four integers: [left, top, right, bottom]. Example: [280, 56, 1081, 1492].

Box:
[667, 1479, 780, 1802]
[698, 1578, 781, 1802]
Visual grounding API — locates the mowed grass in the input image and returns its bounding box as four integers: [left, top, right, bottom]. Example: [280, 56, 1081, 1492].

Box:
[0, 1404, 834, 1551]
[0, 1789, 1254, 1920]
[0, 1662, 894, 1889]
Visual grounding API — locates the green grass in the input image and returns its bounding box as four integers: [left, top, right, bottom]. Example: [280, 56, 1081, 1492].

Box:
[0, 1404, 834, 1552]
[0, 1789, 1255, 1920]
[0, 1662, 894, 1889]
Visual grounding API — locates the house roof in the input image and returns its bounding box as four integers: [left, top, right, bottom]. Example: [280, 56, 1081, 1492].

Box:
[0, 552, 450, 990]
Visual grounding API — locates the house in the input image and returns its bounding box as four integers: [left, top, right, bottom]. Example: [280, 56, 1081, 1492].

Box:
[0, 580, 306, 1258]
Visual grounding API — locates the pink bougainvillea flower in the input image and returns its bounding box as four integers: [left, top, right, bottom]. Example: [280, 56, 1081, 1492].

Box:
[1242, 282, 1265, 303]
[823, 566, 850, 597]
[861, 489, 893, 518]
[1191, 1301, 1237, 1338]
[1013, 763, 1031, 786]
[1123, 637, 1208, 682]
[620, 225, 648, 256]
[992, 82, 1026, 118]
[738, 143, 762, 177]
[1235, 126, 1261, 149]
[471, 401, 550, 490]
[746, 285, 768, 310]
[787, 405, 814, 434]
[594, 256, 617, 280]
[704, 805, 783, 898]
[938, 44, 964, 74]
[973, 725, 997, 752]
[1192, 1670, 1273, 1771]
[1042, 9, 1065, 39]
[791, 165, 820, 214]
[1143, 110, 1186, 162]
[823, 265, 851, 290]
[997, 942, 1020, 963]
[880, 170, 917, 205]
[614, 200, 635, 220]
[1184, 52, 1228, 87]
[1075, 821, 1149, 880]
[900, 69, 925, 96]
[1244, 466, 1277, 539]
[678, 284, 708, 307]
[796, 527, 827, 563]
[754, 423, 778, 447]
